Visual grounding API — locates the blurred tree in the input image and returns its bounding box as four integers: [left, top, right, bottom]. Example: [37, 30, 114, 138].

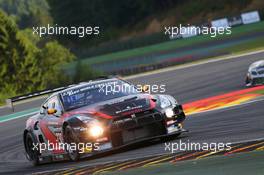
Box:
[37, 41, 75, 88]
[73, 60, 103, 83]
[0, 10, 75, 102]
[47, 0, 182, 46]
[0, 0, 53, 28]
[0, 10, 41, 95]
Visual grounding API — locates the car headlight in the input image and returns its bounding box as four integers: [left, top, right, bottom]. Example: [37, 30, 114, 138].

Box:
[251, 71, 257, 75]
[160, 96, 171, 108]
[165, 108, 175, 118]
[89, 125, 104, 138]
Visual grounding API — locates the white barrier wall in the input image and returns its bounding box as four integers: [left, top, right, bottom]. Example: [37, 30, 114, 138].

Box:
[168, 10, 261, 40]
[241, 11, 260, 24]
[211, 18, 229, 28]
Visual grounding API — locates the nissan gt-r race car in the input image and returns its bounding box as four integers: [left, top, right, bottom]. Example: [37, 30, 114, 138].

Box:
[246, 60, 264, 86]
[23, 77, 186, 165]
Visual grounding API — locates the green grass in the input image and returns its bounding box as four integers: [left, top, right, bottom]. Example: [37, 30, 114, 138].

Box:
[216, 36, 264, 54]
[254, 89, 264, 95]
[78, 21, 264, 66]
[0, 100, 4, 106]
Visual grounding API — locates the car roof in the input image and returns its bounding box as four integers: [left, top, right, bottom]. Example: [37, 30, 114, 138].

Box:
[250, 60, 264, 69]
[50, 77, 119, 98]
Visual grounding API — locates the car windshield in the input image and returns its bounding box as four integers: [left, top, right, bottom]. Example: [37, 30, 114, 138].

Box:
[60, 79, 139, 111]
[257, 65, 264, 70]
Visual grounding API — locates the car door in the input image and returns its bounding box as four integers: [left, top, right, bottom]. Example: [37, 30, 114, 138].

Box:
[39, 96, 65, 152]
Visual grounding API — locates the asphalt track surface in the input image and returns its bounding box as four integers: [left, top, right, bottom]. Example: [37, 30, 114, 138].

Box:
[0, 51, 264, 174]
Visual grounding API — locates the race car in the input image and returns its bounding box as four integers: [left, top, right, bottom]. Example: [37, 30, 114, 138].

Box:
[23, 77, 186, 165]
[246, 60, 264, 86]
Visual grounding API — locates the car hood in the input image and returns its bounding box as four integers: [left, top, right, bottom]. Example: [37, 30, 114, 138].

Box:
[65, 94, 157, 119]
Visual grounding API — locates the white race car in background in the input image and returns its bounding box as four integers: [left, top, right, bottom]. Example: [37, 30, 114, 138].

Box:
[246, 60, 264, 86]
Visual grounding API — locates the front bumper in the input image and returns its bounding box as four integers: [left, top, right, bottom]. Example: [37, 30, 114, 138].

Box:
[108, 108, 185, 147]
[84, 122, 187, 157]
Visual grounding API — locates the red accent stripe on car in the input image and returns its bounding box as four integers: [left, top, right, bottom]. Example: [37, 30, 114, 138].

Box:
[146, 95, 156, 109]
[62, 110, 113, 120]
[39, 121, 64, 154]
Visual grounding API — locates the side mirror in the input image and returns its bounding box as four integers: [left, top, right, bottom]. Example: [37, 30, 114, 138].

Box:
[141, 85, 150, 93]
[47, 108, 57, 115]
[40, 105, 47, 115]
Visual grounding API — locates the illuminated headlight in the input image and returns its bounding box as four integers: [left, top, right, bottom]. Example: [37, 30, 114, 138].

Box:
[165, 108, 175, 118]
[89, 125, 104, 138]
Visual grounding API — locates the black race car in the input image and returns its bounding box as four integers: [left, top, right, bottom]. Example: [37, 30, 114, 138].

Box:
[23, 77, 186, 165]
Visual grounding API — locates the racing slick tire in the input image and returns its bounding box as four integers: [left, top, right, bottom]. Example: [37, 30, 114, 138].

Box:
[64, 125, 81, 161]
[246, 77, 255, 86]
[25, 132, 40, 166]
[245, 76, 250, 85]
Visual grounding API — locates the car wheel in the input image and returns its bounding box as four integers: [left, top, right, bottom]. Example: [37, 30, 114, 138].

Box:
[245, 76, 250, 84]
[246, 77, 254, 87]
[25, 132, 40, 166]
[64, 125, 80, 161]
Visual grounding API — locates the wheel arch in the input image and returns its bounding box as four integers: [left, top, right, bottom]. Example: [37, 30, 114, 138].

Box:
[23, 129, 29, 149]
[62, 122, 69, 135]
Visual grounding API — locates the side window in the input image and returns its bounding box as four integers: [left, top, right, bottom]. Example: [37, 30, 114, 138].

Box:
[47, 96, 63, 116]
[47, 97, 56, 109]
[40, 101, 48, 114]
[54, 98, 63, 115]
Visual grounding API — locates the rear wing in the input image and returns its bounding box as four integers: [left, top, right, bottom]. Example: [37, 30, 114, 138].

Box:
[6, 86, 68, 112]
[6, 75, 118, 111]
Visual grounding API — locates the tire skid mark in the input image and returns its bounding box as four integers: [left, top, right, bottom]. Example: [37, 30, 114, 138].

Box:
[37, 139, 264, 175]
[171, 150, 209, 163]
[75, 163, 117, 175]
[142, 155, 175, 167]
[117, 154, 169, 170]
[54, 168, 75, 175]
[195, 144, 243, 159]
[224, 141, 264, 155]
[64, 167, 94, 175]
[92, 160, 138, 174]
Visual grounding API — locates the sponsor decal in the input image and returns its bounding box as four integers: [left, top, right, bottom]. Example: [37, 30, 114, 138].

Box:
[115, 105, 143, 114]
